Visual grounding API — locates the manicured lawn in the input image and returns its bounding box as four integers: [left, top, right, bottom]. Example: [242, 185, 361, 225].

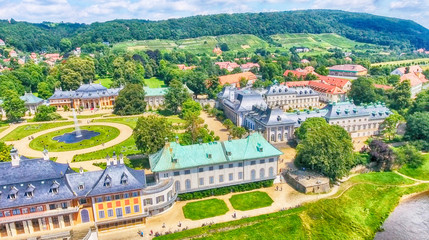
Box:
[94, 78, 113, 88]
[157, 172, 428, 240]
[1, 121, 74, 141]
[350, 172, 415, 185]
[0, 126, 8, 135]
[229, 191, 273, 211]
[182, 199, 229, 220]
[145, 77, 166, 88]
[399, 154, 429, 180]
[72, 113, 107, 119]
[29, 125, 120, 152]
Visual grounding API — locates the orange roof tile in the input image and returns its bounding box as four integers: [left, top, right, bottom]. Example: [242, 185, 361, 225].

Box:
[400, 72, 428, 87]
[218, 72, 257, 87]
[308, 81, 345, 95]
[374, 84, 393, 90]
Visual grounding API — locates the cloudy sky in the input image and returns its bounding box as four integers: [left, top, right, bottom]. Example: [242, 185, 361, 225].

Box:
[0, 0, 428, 28]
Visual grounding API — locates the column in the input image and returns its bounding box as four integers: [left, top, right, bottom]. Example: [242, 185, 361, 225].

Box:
[27, 220, 33, 234]
[8, 223, 16, 237]
[38, 218, 45, 231]
[69, 214, 74, 226]
[59, 215, 65, 228]
[6, 223, 13, 237]
[48, 217, 53, 230]
[23, 221, 29, 234]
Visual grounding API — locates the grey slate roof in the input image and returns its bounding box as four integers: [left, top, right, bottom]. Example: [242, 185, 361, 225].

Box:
[20, 92, 44, 105]
[0, 158, 75, 209]
[265, 85, 317, 96]
[286, 109, 328, 127]
[66, 163, 146, 197]
[247, 106, 295, 127]
[223, 89, 267, 112]
[49, 83, 122, 100]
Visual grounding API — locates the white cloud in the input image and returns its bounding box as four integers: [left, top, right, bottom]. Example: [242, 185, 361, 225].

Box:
[312, 0, 378, 12]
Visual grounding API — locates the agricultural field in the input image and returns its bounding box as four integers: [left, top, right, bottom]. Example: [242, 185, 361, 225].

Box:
[270, 33, 377, 56]
[371, 58, 429, 66]
[113, 34, 269, 54]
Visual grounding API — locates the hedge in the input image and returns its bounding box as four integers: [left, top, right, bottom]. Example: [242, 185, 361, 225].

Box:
[177, 180, 273, 201]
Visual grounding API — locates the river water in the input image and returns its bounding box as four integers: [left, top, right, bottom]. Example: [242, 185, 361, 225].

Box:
[374, 191, 429, 240]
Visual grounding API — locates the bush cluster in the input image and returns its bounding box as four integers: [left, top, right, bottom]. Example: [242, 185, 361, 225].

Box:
[177, 180, 273, 201]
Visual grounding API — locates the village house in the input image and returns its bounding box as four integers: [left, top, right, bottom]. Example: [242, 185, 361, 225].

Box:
[212, 47, 222, 55]
[295, 47, 310, 53]
[177, 64, 197, 71]
[328, 64, 367, 77]
[20, 92, 45, 115]
[374, 84, 393, 91]
[300, 59, 310, 64]
[0, 39, 5, 46]
[391, 65, 428, 97]
[9, 50, 17, 58]
[240, 62, 260, 72]
[218, 72, 258, 88]
[144, 85, 194, 110]
[215, 61, 240, 72]
[264, 84, 320, 110]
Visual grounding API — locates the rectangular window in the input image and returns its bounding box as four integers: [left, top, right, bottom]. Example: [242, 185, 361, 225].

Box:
[125, 206, 131, 214]
[36, 206, 43, 212]
[260, 159, 265, 164]
[229, 173, 233, 181]
[96, 197, 103, 203]
[105, 196, 112, 201]
[199, 178, 204, 186]
[238, 172, 243, 179]
[199, 168, 204, 172]
[219, 165, 224, 170]
[49, 204, 56, 210]
[229, 164, 233, 168]
[63, 215, 71, 227]
[61, 202, 68, 209]
[238, 162, 243, 167]
[98, 210, 105, 219]
[80, 198, 88, 204]
[4, 211, 10, 217]
[209, 176, 214, 184]
[251, 161, 256, 165]
[116, 208, 123, 218]
[21, 208, 28, 214]
[107, 209, 114, 217]
[209, 166, 214, 171]
[0, 212, 3, 217]
[114, 194, 120, 200]
[269, 158, 274, 163]
[30, 207, 36, 213]
[12, 209, 20, 215]
[156, 196, 165, 204]
[173, 171, 180, 176]
[219, 175, 224, 183]
[132, 192, 139, 197]
[124, 193, 130, 198]
[144, 198, 153, 206]
[184, 170, 191, 175]
[134, 205, 140, 213]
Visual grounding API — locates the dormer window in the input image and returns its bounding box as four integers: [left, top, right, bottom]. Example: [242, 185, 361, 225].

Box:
[104, 175, 112, 187]
[257, 143, 264, 152]
[50, 181, 60, 194]
[121, 173, 128, 185]
[8, 186, 18, 200]
[78, 183, 84, 190]
[207, 153, 212, 159]
[25, 184, 35, 198]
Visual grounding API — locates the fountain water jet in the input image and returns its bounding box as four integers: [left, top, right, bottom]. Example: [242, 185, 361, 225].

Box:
[72, 108, 82, 138]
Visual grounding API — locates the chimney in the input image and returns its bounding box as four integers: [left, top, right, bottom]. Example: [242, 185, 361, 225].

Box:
[10, 147, 20, 167]
[112, 151, 117, 165]
[79, 167, 84, 174]
[175, 136, 179, 143]
[106, 155, 111, 166]
[43, 148, 49, 161]
[119, 154, 124, 165]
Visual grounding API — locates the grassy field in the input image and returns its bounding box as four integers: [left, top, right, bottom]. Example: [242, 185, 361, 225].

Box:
[72, 113, 107, 119]
[182, 199, 229, 220]
[29, 125, 120, 152]
[113, 34, 269, 54]
[145, 77, 166, 88]
[371, 58, 429, 66]
[229, 191, 273, 211]
[349, 172, 415, 185]
[0, 126, 8, 135]
[399, 154, 429, 180]
[1, 121, 74, 141]
[94, 78, 113, 88]
[157, 172, 428, 240]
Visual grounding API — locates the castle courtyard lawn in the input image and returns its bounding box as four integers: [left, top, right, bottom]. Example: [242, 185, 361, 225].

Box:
[229, 191, 274, 211]
[29, 125, 120, 152]
[145, 77, 166, 88]
[157, 172, 428, 240]
[399, 154, 429, 180]
[1, 121, 74, 141]
[182, 199, 229, 220]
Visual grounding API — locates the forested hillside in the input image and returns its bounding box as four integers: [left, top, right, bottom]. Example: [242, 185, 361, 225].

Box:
[1, 10, 428, 52]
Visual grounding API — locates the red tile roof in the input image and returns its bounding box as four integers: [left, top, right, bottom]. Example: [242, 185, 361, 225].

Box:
[215, 61, 240, 70]
[328, 64, 367, 72]
[319, 76, 350, 89]
[240, 62, 260, 69]
[395, 65, 423, 74]
[400, 72, 428, 87]
[177, 64, 196, 70]
[308, 81, 345, 94]
[218, 72, 257, 87]
[374, 84, 393, 90]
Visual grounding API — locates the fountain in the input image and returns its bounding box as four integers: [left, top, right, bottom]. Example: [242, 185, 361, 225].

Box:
[52, 109, 100, 144]
[73, 108, 82, 138]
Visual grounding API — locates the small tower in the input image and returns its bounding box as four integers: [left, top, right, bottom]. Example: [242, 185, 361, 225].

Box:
[43, 148, 49, 161]
[106, 155, 111, 166]
[10, 147, 20, 167]
[119, 154, 124, 165]
[112, 151, 117, 165]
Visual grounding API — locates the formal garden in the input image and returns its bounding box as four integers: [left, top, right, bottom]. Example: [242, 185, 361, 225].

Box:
[1, 121, 74, 141]
[229, 191, 274, 211]
[182, 199, 229, 220]
[29, 125, 120, 151]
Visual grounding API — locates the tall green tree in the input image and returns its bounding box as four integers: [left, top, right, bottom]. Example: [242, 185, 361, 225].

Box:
[2, 90, 26, 122]
[34, 105, 61, 122]
[0, 142, 11, 162]
[380, 112, 404, 141]
[37, 82, 53, 99]
[294, 117, 327, 140]
[388, 80, 411, 112]
[348, 77, 377, 105]
[57, 57, 95, 90]
[113, 84, 147, 116]
[295, 123, 354, 180]
[181, 99, 202, 120]
[405, 112, 429, 142]
[408, 89, 429, 114]
[164, 79, 191, 114]
[133, 115, 174, 154]
[60, 38, 72, 53]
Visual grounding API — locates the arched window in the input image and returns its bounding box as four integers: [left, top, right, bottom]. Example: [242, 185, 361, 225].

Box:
[251, 170, 256, 181]
[277, 133, 282, 141]
[269, 167, 274, 177]
[80, 209, 90, 223]
[185, 179, 191, 190]
[260, 168, 265, 179]
[271, 134, 275, 142]
[175, 181, 180, 192]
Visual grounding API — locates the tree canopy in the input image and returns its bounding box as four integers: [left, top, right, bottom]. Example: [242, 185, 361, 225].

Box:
[1, 90, 26, 122]
[113, 84, 147, 116]
[164, 79, 191, 114]
[348, 77, 377, 105]
[133, 115, 174, 154]
[405, 112, 429, 142]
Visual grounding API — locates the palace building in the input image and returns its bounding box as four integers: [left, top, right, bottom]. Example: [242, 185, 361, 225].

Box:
[0, 133, 281, 239]
[48, 83, 122, 110]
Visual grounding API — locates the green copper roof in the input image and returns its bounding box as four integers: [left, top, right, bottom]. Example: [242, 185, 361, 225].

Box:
[20, 92, 44, 104]
[149, 133, 282, 172]
[143, 87, 168, 97]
